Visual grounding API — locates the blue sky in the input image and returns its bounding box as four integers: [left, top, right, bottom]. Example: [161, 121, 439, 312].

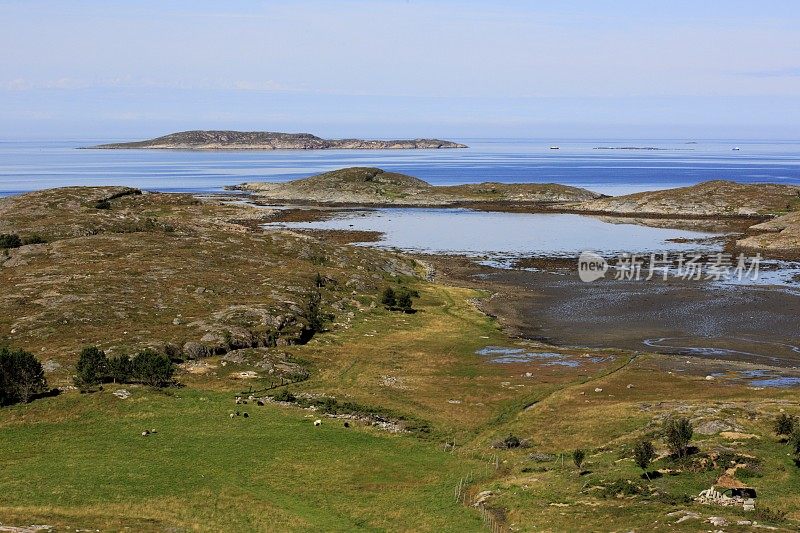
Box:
[1, 0, 799, 139]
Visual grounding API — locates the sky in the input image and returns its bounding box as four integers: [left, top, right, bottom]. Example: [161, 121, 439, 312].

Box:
[1, 0, 800, 140]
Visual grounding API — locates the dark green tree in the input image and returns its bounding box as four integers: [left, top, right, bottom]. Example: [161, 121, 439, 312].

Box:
[633, 439, 656, 480]
[664, 417, 693, 458]
[74, 346, 109, 390]
[108, 355, 133, 383]
[0, 347, 47, 405]
[396, 291, 413, 312]
[381, 287, 396, 308]
[131, 349, 174, 387]
[303, 287, 327, 333]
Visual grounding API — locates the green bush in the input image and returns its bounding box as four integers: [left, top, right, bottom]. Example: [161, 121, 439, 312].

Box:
[74, 346, 109, 390]
[789, 429, 800, 457]
[0, 347, 48, 405]
[775, 413, 796, 437]
[396, 291, 413, 312]
[0, 234, 22, 249]
[664, 417, 693, 458]
[382, 286, 418, 312]
[108, 355, 133, 383]
[381, 287, 396, 308]
[131, 349, 174, 387]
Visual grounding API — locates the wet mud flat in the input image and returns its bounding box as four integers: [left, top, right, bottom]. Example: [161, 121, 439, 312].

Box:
[426, 255, 800, 368]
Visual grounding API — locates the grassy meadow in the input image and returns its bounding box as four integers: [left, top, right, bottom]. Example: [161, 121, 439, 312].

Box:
[2, 187, 800, 531]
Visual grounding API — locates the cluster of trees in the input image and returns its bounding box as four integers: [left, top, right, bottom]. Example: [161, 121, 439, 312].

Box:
[0, 233, 46, 249]
[629, 417, 693, 480]
[381, 286, 418, 312]
[0, 347, 48, 406]
[75, 346, 175, 390]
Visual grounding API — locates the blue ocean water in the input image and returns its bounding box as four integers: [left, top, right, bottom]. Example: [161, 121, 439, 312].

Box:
[1, 138, 799, 197]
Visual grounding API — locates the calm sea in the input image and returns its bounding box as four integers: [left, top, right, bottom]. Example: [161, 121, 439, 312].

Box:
[1, 138, 799, 197]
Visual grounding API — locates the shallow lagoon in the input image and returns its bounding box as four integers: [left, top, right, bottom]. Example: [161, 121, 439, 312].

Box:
[270, 208, 723, 258]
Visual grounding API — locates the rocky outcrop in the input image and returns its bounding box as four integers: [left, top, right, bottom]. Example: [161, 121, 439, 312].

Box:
[577, 180, 800, 218]
[233, 167, 601, 205]
[90, 130, 467, 150]
[737, 211, 800, 255]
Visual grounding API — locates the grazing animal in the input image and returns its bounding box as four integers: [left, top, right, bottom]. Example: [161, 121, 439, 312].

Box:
[314, 419, 322, 426]
[229, 413, 235, 419]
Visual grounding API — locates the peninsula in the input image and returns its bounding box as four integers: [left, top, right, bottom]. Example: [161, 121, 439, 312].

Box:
[89, 130, 468, 150]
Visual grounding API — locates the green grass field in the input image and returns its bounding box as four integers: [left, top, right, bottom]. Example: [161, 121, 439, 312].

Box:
[0, 389, 485, 531]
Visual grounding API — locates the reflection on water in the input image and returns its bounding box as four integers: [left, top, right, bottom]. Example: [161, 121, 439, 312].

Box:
[268, 208, 723, 258]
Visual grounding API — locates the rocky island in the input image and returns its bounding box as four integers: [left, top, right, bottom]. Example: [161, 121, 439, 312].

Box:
[232, 166, 601, 205]
[89, 130, 468, 150]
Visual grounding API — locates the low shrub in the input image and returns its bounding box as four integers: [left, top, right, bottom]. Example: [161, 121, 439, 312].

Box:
[272, 389, 296, 402]
[0, 234, 22, 249]
[753, 505, 788, 522]
[22, 234, 46, 245]
[775, 413, 797, 437]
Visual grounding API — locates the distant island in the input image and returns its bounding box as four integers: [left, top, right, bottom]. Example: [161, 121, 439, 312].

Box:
[88, 130, 468, 150]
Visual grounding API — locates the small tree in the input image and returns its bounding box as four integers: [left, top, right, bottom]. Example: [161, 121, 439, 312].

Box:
[313, 272, 325, 288]
[74, 346, 109, 390]
[572, 448, 585, 471]
[0, 347, 47, 405]
[303, 287, 327, 333]
[381, 287, 396, 308]
[108, 355, 133, 383]
[664, 417, 693, 458]
[633, 439, 656, 480]
[775, 413, 797, 439]
[131, 349, 174, 388]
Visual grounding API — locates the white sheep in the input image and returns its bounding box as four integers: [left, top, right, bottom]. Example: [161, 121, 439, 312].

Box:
[314, 419, 322, 426]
